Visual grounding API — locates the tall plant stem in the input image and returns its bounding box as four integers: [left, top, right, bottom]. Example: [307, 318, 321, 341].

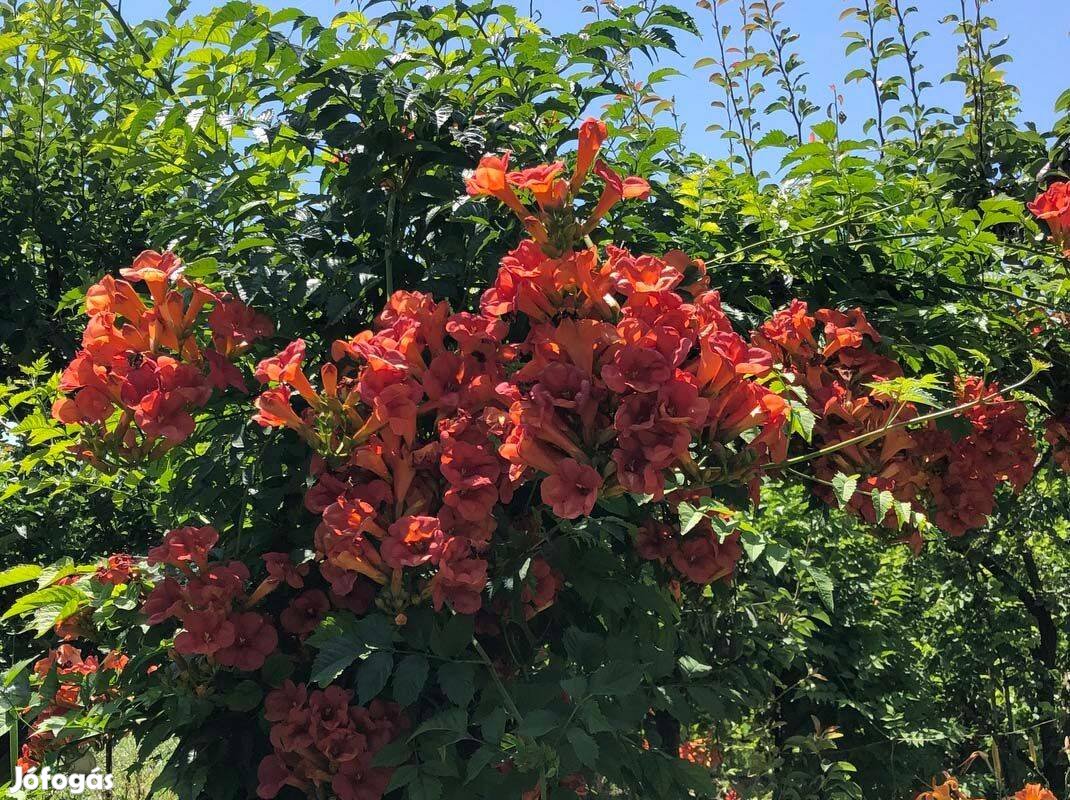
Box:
[385, 191, 397, 297]
[892, 0, 923, 147]
[8, 710, 17, 780]
[862, 0, 885, 148]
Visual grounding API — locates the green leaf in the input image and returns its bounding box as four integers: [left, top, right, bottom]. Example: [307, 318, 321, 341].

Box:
[407, 774, 443, 800]
[831, 473, 859, 509]
[764, 542, 790, 576]
[465, 746, 499, 783]
[224, 680, 263, 712]
[740, 528, 766, 562]
[432, 614, 473, 658]
[0, 564, 42, 589]
[372, 738, 413, 768]
[871, 489, 894, 524]
[480, 707, 508, 745]
[566, 727, 599, 767]
[678, 656, 713, 677]
[357, 651, 395, 704]
[677, 502, 705, 535]
[589, 662, 643, 696]
[807, 566, 835, 612]
[260, 653, 294, 687]
[517, 709, 559, 737]
[392, 654, 429, 706]
[437, 661, 475, 708]
[307, 614, 368, 685]
[3, 584, 85, 621]
[386, 765, 418, 793]
[409, 707, 468, 742]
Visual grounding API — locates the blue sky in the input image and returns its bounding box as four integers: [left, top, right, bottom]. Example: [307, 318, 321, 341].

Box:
[129, 0, 1070, 159]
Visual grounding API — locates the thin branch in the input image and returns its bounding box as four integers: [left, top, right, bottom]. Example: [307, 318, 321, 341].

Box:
[714, 200, 911, 260]
[775, 368, 1040, 471]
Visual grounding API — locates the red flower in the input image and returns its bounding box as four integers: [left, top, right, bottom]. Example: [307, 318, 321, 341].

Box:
[1027, 181, 1070, 254]
[173, 610, 236, 656]
[508, 162, 567, 208]
[215, 612, 278, 671]
[205, 349, 247, 393]
[465, 153, 530, 220]
[521, 558, 562, 619]
[670, 530, 742, 585]
[95, 553, 135, 585]
[381, 515, 446, 569]
[256, 339, 319, 404]
[602, 346, 673, 394]
[309, 685, 352, 734]
[101, 650, 129, 672]
[209, 295, 273, 356]
[253, 385, 308, 433]
[263, 553, 309, 589]
[431, 557, 488, 614]
[443, 476, 499, 522]
[280, 590, 330, 636]
[331, 756, 391, 800]
[256, 754, 293, 800]
[143, 577, 185, 624]
[582, 160, 651, 233]
[119, 250, 184, 299]
[256, 339, 306, 384]
[52, 386, 113, 425]
[264, 680, 308, 722]
[540, 458, 602, 519]
[571, 117, 608, 192]
[635, 520, 677, 563]
[147, 525, 219, 570]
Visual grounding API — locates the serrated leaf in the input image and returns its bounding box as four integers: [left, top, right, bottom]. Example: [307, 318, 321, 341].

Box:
[807, 566, 835, 612]
[306, 614, 371, 685]
[437, 661, 475, 708]
[871, 489, 894, 524]
[357, 651, 394, 704]
[831, 473, 858, 509]
[740, 529, 766, 561]
[409, 707, 468, 742]
[386, 765, 418, 793]
[566, 727, 599, 767]
[589, 662, 643, 696]
[224, 680, 263, 712]
[764, 542, 790, 576]
[677, 502, 705, 535]
[0, 564, 42, 589]
[465, 746, 499, 783]
[517, 709, 559, 737]
[3, 584, 85, 621]
[480, 707, 508, 744]
[392, 654, 429, 706]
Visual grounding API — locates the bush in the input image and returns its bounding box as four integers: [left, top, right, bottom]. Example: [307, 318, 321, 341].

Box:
[2, 2, 1069, 799]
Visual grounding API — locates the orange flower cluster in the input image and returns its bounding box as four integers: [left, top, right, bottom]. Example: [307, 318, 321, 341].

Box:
[1028, 181, 1070, 256]
[18, 644, 128, 770]
[755, 302, 1036, 542]
[258, 682, 408, 800]
[915, 777, 1057, 800]
[678, 735, 723, 769]
[143, 526, 280, 671]
[251, 120, 798, 618]
[51, 251, 271, 465]
[464, 118, 650, 254]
